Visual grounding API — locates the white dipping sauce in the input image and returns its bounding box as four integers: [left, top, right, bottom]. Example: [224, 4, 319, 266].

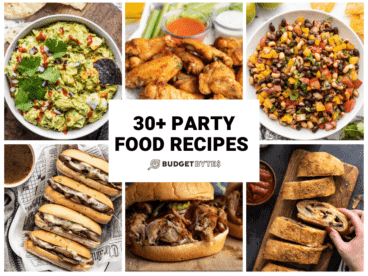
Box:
[214, 10, 243, 38]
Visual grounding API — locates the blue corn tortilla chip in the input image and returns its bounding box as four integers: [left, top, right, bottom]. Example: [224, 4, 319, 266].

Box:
[93, 58, 122, 85]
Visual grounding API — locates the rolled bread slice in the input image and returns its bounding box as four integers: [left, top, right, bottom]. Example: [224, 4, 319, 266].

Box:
[297, 152, 344, 177]
[282, 177, 335, 200]
[296, 200, 350, 235]
[263, 239, 324, 265]
[269, 217, 327, 247]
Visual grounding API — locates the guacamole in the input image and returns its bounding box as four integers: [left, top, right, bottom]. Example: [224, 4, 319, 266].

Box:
[5, 22, 118, 134]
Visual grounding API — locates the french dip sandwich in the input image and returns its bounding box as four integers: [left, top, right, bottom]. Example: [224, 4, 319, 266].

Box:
[35, 204, 102, 248]
[44, 175, 114, 224]
[25, 230, 93, 271]
[56, 149, 122, 196]
[126, 182, 229, 262]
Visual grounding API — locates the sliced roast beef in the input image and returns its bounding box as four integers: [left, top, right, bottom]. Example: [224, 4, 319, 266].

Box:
[126, 213, 147, 244]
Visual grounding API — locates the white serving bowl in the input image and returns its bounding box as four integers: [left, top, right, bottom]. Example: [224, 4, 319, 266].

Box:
[246, 10, 364, 140]
[4, 15, 122, 140]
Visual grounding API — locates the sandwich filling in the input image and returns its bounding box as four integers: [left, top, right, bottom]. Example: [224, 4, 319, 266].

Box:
[36, 212, 100, 242]
[27, 232, 94, 266]
[59, 155, 122, 191]
[126, 201, 227, 246]
[214, 186, 242, 225]
[48, 179, 113, 215]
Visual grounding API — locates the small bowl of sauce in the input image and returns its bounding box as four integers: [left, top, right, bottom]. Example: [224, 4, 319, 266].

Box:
[161, 9, 211, 42]
[5, 145, 35, 188]
[211, 3, 243, 38]
[247, 161, 276, 205]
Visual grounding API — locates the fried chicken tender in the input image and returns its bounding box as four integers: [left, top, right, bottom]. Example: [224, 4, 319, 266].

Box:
[199, 62, 242, 99]
[126, 55, 183, 89]
[140, 82, 205, 100]
[211, 94, 228, 100]
[236, 67, 243, 86]
[125, 35, 176, 62]
[181, 39, 233, 67]
[174, 48, 204, 75]
[213, 37, 243, 66]
[172, 72, 200, 94]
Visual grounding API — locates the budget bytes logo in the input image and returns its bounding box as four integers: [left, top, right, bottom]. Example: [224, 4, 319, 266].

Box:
[148, 160, 221, 170]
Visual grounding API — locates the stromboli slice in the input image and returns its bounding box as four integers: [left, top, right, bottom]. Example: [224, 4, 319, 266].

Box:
[296, 200, 349, 235]
[269, 217, 327, 247]
[297, 152, 345, 177]
[263, 239, 324, 264]
[282, 177, 335, 200]
[261, 262, 300, 272]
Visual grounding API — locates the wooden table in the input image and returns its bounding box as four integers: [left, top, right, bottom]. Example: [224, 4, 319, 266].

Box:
[4, 3, 122, 140]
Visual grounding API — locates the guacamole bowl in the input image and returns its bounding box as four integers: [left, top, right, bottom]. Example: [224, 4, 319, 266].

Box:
[4, 15, 122, 139]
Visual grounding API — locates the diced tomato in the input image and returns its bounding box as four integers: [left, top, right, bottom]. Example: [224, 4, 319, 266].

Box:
[325, 102, 334, 114]
[341, 76, 353, 88]
[300, 78, 310, 85]
[343, 99, 356, 112]
[63, 126, 68, 135]
[346, 88, 353, 97]
[321, 68, 331, 79]
[294, 25, 302, 35]
[309, 78, 320, 89]
[260, 37, 267, 47]
[273, 85, 282, 92]
[331, 121, 337, 128]
[325, 122, 334, 131]
[319, 123, 325, 129]
[311, 46, 322, 54]
[320, 42, 326, 49]
[353, 79, 362, 89]
[286, 99, 299, 106]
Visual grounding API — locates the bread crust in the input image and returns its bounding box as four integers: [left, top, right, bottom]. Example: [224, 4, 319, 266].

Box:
[125, 182, 214, 208]
[261, 262, 299, 271]
[282, 177, 335, 200]
[228, 220, 243, 239]
[25, 238, 92, 271]
[61, 149, 109, 173]
[297, 152, 345, 177]
[296, 200, 350, 235]
[56, 159, 120, 196]
[39, 204, 101, 234]
[264, 239, 324, 264]
[44, 185, 112, 224]
[269, 217, 326, 247]
[128, 228, 228, 262]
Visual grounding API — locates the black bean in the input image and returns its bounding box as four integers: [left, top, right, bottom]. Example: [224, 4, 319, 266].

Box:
[281, 19, 286, 27]
[355, 64, 359, 70]
[305, 100, 311, 106]
[273, 79, 281, 85]
[300, 107, 306, 113]
[312, 126, 319, 133]
[265, 75, 272, 82]
[325, 27, 332, 32]
[311, 66, 319, 72]
[259, 79, 266, 85]
[311, 107, 317, 113]
[318, 112, 323, 118]
[300, 34, 307, 40]
[322, 50, 329, 56]
[274, 101, 280, 108]
[305, 19, 311, 24]
[290, 39, 297, 45]
[285, 50, 293, 56]
[306, 93, 313, 100]
[338, 63, 344, 71]
[333, 27, 339, 34]
[277, 109, 284, 116]
[305, 22, 312, 28]
[292, 31, 297, 39]
[309, 31, 314, 35]
[299, 91, 306, 97]
[305, 71, 312, 78]
[281, 73, 288, 81]
[307, 39, 315, 45]
[269, 22, 275, 32]
[276, 30, 282, 39]
[276, 63, 283, 70]
[270, 34, 276, 41]
[296, 124, 302, 130]
[298, 50, 303, 55]
[298, 66, 304, 73]
[353, 49, 360, 56]
[288, 83, 294, 89]
[272, 59, 278, 65]
[265, 40, 270, 45]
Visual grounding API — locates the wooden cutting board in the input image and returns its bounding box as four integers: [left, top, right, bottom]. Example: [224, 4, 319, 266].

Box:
[253, 149, 359, 271]
[5, 3, 122, 54]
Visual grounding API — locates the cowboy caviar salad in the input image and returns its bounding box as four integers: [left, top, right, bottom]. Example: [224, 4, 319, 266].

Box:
[248, 17, 362, 133]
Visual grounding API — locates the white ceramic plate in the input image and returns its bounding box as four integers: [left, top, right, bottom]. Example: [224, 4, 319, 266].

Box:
[246, 10, 364, 140]
[4, 15, 122, 140]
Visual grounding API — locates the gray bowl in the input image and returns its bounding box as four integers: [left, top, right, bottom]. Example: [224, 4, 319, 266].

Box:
[4, 15, 122, 140]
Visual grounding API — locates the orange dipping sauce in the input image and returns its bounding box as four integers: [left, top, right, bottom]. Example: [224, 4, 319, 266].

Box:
[166, 18, 206, 39]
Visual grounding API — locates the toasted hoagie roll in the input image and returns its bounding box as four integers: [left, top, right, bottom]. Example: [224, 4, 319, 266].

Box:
[44, 175, 114, 224]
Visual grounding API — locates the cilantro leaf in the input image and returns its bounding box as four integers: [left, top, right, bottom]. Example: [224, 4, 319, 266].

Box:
[15, 101, 33, 112]
[17, 57, 41, 77]
[38, 67, 61, 83]
[340, 120, 364, 140]
[324, 18, 332, 23]
[46, 39, 67, 58]
[18, 77, 46, 101]
[288, 89, 300, 101]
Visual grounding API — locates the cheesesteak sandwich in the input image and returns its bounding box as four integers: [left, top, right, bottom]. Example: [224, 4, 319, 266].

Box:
[35, 204, 102, 248]
[126, 182, 229, 262]
[56, 149, 122, 196]
[44, 175, 114, 224]
[25, 230, 93, 271]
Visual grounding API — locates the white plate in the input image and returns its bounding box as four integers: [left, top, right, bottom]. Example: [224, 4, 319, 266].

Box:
[246, 10, 364, 140]
[4, 15, 122, 140]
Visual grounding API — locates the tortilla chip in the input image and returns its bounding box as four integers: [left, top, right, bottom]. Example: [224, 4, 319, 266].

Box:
[360, 34, 364, 43]
[310, 3, 336, 13]
[350, 14, 364, 34]
[62, 3, 87, 10]
[345, 3, 364, 15]
[4, 3, 46, 19]
[5, 23, 28, 44]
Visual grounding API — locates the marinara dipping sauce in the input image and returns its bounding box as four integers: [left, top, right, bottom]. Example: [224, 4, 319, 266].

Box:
[247, 161, 276, 205]
[166, 17, 206, 41]
[5, 145, 34, 185]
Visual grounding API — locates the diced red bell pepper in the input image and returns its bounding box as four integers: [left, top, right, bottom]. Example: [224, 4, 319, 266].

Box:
[300, 78, 310, 85]
[325, 102, 334, 114]
[320, 42, 326, 49]
[311, 46, 322, 54]
[341, 75, 353, 88]
[309, 78, 320, 89]
[321, 68, 331, 79]
[353, 79, 362, 89]
[260, 37, 267, 47]
[319, 123, 325, 129]
[343, 99, 356, 112]
[286, 99, 299, 106]
[346, 88, 353, 97]
[325, 122, 334, 131]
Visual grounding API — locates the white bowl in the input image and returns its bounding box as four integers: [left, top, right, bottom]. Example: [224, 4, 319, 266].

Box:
[4, 15, 122, 140]
[246, 10, 364, 140]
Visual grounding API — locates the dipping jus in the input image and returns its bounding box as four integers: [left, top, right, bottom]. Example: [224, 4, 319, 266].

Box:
[5, 145, 33, 184]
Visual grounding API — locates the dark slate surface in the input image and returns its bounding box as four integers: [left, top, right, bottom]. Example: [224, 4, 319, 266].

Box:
[246, 144, 364, 271]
